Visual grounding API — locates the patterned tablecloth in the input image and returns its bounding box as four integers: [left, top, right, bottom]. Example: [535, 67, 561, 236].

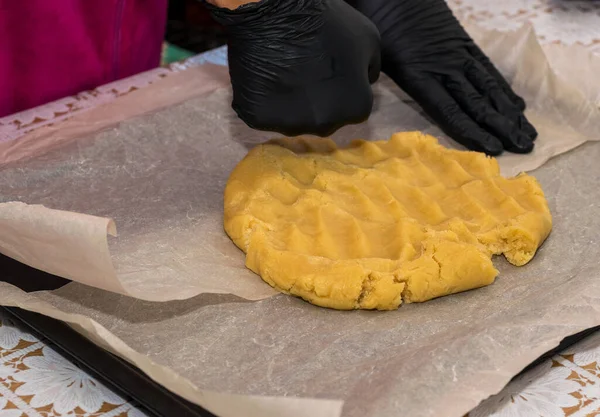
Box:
[1, 1, 600, 416]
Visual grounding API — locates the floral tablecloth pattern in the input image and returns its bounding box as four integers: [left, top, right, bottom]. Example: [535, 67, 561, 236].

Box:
[0, 312, 146, 417]
[1, 1, 600, 416]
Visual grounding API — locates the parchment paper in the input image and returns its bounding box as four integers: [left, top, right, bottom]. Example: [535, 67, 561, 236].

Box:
[1, 22, 600, 417]
[541, 42, 600, 107]
[2, 140, 600, 417]
[0, 23, 598, 301]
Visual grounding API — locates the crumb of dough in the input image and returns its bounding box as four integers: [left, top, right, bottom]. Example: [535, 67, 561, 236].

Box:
[224, 132, 553, 310]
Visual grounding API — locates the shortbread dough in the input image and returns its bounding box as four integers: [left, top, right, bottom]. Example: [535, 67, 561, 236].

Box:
[224, 132, 552, 310]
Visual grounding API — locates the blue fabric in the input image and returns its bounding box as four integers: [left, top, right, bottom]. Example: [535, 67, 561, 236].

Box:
[188, 46, 228, 67]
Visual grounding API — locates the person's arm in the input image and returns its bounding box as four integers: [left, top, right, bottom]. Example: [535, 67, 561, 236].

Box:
[205, 0, 259, 10]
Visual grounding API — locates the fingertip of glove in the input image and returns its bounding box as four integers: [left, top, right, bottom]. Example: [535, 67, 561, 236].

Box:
[514, 95, 527, 112]
[524, 127, 538, 142]
[521, 119, 538, 141]
[467, 135, 504, 156]
[501, 127, 534, 153]
[506, 139, 535, 154]
[481, 143, 504, 157]
[368, 66, 381, 85]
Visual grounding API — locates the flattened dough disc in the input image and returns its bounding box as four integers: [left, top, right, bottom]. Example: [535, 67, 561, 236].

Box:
[224, 132, 552, 310]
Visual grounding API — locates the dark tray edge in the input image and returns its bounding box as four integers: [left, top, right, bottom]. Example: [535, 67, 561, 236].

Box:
[3, 305, 599, 417]
[1, 306, 217, 417]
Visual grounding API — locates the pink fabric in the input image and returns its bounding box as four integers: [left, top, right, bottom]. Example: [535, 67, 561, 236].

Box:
[0, 0, 168, 117]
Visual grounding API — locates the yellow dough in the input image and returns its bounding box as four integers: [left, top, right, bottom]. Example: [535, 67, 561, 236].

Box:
[224, 132, 552, 310]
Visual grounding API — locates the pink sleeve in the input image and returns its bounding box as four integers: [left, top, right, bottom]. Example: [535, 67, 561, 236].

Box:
[0, 0, 168, 117]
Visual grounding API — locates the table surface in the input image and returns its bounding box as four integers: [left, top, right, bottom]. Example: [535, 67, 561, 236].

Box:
[1, 1, 600, 416]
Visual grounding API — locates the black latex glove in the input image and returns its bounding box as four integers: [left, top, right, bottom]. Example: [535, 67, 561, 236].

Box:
[346, 0, 537, 155]
[206, 0, 381, 137]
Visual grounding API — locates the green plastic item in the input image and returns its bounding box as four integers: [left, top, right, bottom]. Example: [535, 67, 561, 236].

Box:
[161, 43, 195, 65]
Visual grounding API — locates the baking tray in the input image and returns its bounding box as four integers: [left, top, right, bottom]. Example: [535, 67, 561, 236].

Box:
[0, 253, 215, 417]
[1, 252, 598, 417]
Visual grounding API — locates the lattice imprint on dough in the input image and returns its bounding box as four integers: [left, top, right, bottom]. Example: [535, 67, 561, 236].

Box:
[224, 132, 553, 310]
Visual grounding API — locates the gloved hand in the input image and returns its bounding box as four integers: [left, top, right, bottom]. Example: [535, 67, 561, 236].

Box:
[346, 0, 537, 155]
[206, 0, 381, 137]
